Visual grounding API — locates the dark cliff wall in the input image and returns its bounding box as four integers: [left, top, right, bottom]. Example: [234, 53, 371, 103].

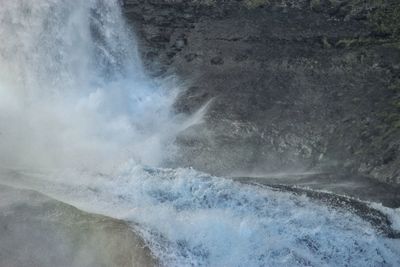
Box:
[123, 0, 400, 183]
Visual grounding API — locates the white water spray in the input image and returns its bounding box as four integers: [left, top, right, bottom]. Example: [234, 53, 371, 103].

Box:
[0, 0, 183, 172]
[0, 1, 400, 266]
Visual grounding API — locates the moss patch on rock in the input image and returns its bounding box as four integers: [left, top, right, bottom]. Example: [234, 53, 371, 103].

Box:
[368, 1, 400, 39]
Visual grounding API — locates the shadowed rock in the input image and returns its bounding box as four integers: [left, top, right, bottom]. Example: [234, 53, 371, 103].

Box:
[123, 0, 400, 184]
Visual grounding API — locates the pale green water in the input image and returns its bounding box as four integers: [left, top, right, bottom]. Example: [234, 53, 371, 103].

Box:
[0, 184, 156, 267]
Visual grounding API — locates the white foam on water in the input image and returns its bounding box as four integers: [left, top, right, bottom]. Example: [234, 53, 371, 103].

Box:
[1, 1, 399, 266]
[370, 203, 400, 232]
[2, 165, 400, 266]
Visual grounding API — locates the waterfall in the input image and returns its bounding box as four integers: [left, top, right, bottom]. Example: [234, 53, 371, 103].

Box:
[0, 1, 399, 266]
[0, 0, 180, 173]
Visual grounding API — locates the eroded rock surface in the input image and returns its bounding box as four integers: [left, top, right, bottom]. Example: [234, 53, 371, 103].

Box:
[123, 0, 400, 184]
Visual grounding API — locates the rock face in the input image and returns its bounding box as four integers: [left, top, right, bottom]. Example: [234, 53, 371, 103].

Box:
[123, 0, 400, 183]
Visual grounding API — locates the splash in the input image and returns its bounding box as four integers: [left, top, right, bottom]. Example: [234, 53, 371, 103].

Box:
[0, 0, 183, 173]
[2, 165, 400, 266]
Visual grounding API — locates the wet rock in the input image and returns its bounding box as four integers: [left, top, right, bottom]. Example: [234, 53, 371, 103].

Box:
[124, 0, 400, 184]
[210, 56, 224, 65]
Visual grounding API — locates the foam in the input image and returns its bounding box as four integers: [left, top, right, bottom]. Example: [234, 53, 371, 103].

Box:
[3, 165, 399, 266]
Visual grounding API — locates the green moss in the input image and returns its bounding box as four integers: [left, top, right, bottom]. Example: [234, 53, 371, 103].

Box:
[307, 0, 400, 40]
[342, 0, 400, 39]
[334, 36, 399, 48]
[393, 100, 400, 110]
[334, 37, 373, 48]
[203, 0, 217, 6]
[383, 112, 400, 129]
[185, 0, 272, 8]
[322, 36, 332, 48]
[182, 0, 217, 6]
[393, 120, 400, 129]
[368, 2, 400, 39]
[335, 38, 358, 48]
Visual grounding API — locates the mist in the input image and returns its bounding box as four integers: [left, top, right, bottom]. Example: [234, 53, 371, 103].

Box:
[0, 0, 186, 174]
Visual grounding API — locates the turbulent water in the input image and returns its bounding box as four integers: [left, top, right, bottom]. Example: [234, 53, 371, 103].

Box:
[0, 0, 188, 172]
[0, 0, 399, 266]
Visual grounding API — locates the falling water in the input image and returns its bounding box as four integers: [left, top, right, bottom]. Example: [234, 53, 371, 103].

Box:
[0, 0, 182, 173]
[0, 1, 399, 266]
